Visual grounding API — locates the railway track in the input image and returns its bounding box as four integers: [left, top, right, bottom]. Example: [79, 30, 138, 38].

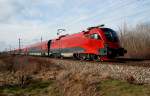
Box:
[2, 54, 150, 68]
[37, 56, 150, 68]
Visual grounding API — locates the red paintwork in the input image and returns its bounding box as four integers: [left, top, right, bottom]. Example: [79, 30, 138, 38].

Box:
[51, 27, 121, 55]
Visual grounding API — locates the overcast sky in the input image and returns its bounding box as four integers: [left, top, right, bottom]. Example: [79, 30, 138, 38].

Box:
[0, 0, 150, 51]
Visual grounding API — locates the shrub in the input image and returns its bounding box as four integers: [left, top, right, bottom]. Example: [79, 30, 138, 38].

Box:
[118, 23, 150, 59]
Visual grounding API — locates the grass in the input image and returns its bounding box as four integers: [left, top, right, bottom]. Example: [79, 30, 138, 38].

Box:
[1, 79, 149, 96]
[0, 80, 61, 96]
[99, 79, 150, 96]
[24, 80, 53, 92]
[0, 55, 63, 96]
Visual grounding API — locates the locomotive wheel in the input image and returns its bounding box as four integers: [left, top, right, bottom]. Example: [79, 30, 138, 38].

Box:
[79, 54, 86, 60]
[91, 55, 99, 61]
[90, 55, 106, 62]
[75, 53, 87, 60]
[73, 53, 80, 60]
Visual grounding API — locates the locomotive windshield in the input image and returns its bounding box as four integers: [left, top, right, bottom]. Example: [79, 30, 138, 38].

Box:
[101, 28, 119, 42]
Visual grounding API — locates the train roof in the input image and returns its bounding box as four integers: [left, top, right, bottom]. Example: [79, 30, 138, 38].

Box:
[25, 40, 48, 48]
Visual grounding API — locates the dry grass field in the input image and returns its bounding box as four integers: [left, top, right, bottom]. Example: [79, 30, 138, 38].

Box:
[0, 54, 150, 96]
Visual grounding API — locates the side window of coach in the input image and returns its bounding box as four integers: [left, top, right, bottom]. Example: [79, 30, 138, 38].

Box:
[90, 33, 101, 40]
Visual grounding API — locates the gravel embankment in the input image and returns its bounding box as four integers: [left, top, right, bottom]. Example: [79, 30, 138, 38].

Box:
[50, 58, 150, 84]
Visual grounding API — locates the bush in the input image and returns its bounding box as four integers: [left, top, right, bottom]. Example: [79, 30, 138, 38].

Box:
[0, 55, 59, 88]
[118, 23, 150, 59]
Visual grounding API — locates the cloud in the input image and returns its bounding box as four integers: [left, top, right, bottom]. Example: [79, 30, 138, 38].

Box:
[0, 0, 16, 22]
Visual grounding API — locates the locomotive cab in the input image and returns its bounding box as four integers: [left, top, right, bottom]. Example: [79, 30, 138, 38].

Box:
[99, 27, 127, 58]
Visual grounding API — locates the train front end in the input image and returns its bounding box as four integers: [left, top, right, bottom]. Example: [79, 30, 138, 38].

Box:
[99, 28, 127, 59]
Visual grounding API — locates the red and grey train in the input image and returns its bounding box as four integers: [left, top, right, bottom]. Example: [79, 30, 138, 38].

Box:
[12, 25, 127, 61]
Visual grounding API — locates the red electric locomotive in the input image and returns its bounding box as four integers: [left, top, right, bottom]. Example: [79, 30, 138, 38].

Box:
[14, 25, 127, 61]
[48, 25, 127, 61]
